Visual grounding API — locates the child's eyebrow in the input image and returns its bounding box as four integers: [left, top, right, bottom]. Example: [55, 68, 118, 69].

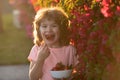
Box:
[52, 23, 58, 25]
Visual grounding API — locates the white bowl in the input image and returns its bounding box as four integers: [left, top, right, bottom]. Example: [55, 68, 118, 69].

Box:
[50, 69, 72, 79]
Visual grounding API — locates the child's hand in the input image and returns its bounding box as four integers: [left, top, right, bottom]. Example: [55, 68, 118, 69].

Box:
[37, 43, 50, 61]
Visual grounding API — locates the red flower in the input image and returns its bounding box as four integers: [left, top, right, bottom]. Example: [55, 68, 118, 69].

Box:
[34, 6, 41, 12]
[101, 0, 112, 6]
[101, 6, 113, 17]
[54, 0, 60, 3]
[84, 4, 89, 11]
[96, 0, 101, 2]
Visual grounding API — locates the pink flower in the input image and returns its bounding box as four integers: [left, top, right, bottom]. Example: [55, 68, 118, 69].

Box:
[101, 6, 113, 17]
[115, 6, 120, 16]
[101, 0, 111, 6]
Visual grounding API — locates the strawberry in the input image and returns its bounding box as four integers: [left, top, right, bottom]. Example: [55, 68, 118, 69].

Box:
[51, 62, 73, 71]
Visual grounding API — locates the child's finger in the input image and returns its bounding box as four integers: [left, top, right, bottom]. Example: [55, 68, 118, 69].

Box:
[39, 43, 46, 50]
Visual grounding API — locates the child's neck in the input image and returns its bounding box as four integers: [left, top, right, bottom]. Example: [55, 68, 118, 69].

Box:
[48, 44, 63, 48]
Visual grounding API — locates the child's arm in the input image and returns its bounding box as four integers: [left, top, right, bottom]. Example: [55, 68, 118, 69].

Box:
[29, 58, 45, 80]
[29, 44, 50, 80]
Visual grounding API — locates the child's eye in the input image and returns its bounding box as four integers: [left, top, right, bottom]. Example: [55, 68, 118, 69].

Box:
[52, 25, 57, 27]
[52, 25, 58, 27]
[41, 26, 47, 28]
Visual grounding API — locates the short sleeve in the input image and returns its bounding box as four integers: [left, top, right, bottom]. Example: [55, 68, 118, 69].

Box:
[68, 45, 79, 67]
[28, 45, 38, 62]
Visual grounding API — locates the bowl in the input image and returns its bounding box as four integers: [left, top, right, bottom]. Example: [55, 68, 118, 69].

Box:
[50, 69, 72, 79]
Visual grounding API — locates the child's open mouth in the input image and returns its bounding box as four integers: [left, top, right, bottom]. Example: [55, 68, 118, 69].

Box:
[45, 34, 55, 41]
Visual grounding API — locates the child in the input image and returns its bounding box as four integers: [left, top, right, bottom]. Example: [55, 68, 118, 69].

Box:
[28, 7, 78, 80]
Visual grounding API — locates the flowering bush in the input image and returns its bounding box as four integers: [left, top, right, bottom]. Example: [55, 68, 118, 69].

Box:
[30, 0, 120, 80]
[9, 0, 35, 38]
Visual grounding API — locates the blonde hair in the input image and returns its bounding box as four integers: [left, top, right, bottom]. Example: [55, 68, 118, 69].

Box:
[33, 7, 70, 46]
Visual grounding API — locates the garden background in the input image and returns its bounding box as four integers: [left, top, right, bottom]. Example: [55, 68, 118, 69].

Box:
[0, 0, 34, 65]
[0, 0, 120, 80]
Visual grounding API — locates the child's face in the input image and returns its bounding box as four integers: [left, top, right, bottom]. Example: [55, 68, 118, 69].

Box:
[39, 19, 60, 48]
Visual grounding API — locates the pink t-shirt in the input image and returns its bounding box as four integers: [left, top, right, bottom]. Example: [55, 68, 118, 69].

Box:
[28, 44, 78, 80]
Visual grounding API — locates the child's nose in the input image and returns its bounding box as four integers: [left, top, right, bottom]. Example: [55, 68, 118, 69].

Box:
[46, 26, 52, 32]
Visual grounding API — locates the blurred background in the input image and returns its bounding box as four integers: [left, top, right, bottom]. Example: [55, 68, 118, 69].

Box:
[0, 0, 120, 80]
[0, 0, 35, 80]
